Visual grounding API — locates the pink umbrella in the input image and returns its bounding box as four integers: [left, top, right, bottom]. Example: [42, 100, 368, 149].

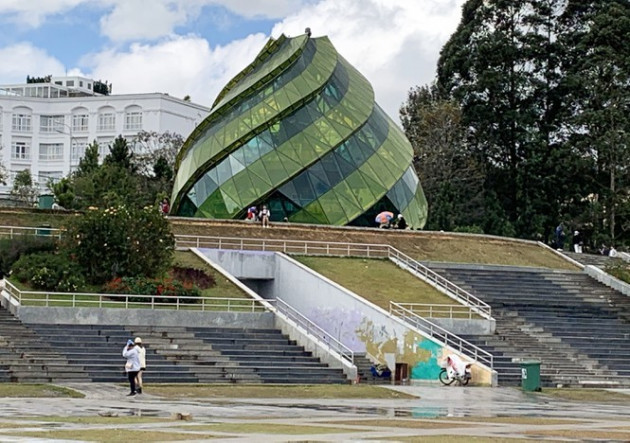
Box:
[375, 211, 394, 224]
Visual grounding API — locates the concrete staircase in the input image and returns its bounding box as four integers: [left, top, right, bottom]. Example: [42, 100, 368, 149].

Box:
[428, 264, 630, 388]
[187, 326, 349, 384]
[563, 251, 624, 268]
[25, 322, 349, 384]
[0, 307, 90, 383]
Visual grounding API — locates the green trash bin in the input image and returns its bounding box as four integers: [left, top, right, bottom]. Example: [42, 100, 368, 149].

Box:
[520, 360, 541, 391]
[38, 194, 54, 209]
[36, 223, 52, 237]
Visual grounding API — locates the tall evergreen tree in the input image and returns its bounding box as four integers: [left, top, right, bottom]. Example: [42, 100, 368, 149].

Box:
[561, 0, 630, 246]
[400, 84, 484, 231]
[104, 135, 136, 172]
[435, 0, 606, 241]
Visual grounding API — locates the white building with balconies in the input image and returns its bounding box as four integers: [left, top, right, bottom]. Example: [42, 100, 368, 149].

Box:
[0, 76, 209, 193]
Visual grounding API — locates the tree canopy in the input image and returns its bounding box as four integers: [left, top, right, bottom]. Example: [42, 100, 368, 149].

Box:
[403, 0, 630, 247]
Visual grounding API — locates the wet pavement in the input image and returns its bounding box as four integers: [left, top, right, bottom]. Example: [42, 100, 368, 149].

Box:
[0, 383, 628, 441]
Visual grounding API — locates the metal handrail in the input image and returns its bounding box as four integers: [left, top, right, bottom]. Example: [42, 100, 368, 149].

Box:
[0, 228, 490, 319]
[3, 281, 270, 312]
[272, 298, 354, 365]
[390, 302, 493, 368]
[0, 225, 62, 239]
[386, 248, 492, 319]
[174, 235, 491, 319]
[393, 303, 478, 319]
[175, 235, 390, 257]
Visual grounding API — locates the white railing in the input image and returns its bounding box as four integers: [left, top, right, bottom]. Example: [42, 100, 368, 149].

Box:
[175, 235, 391, 258]
[0, 225, 62, 239]
[3, 280, 269, 312]
[174, 235, 492, 319]
[390, 302, 493, 368]
[0, 228, 491, 320]
[272, 298, 354, 365]
[387, 248, 492, 319]
[392, 303, 479, 319]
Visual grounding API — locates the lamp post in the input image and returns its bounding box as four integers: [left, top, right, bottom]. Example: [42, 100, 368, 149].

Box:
[54, 121, 75, 177]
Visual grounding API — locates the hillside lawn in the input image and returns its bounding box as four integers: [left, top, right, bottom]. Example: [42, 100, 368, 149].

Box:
[0, 209, 577, 269]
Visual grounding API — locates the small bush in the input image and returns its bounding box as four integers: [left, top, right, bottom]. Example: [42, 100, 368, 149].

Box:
[170, 266, 215, 289]
[0, 236, 58, 277]
[62, 205, 174, 284]
[12, 252, 86, 292]
[605, 261, 630, 284]
[102, 276, 200, 303]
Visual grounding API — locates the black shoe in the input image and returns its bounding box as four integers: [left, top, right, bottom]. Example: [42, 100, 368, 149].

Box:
[137, 388, 142, 394]
[127, 392, 137, 396]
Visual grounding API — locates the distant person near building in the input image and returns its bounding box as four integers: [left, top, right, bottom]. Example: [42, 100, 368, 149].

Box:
[555, 223, 566, 250]
[260, 205, 271, 228]
[159, 198, 170, 215]
[122, 339, 141, 396]
[396, 214, 407, 230]
[572, 230, 583, 253]
[246, 206, 258, 222]
[134, 337, 146, 394]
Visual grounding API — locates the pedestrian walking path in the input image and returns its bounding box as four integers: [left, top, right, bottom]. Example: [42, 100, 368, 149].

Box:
[0, 384, 628, 441]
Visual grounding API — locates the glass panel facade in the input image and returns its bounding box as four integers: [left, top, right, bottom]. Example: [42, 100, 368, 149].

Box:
[171, 33, 427, 228]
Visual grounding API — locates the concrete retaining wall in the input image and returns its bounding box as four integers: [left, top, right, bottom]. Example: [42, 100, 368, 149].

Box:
[7, 304, 275, 329]
[429, 318, 494, 335]
[268, 253, 496, 385]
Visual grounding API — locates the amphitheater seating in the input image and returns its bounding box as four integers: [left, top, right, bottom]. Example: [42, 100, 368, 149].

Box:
[428, 264, 630, 387]
[20, 320, 348, 385]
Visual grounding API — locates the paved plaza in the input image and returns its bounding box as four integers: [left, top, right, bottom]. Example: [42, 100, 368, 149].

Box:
[0, 384, 628, 441]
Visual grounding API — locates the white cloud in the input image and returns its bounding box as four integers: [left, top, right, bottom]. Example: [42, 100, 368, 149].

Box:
[80, 34, 267, 105]
[0, 43, 66, 83]
[271, 0, 465, 119]
[0, 0, 307, 40]
[99, 0, 191, 42]
[0, 0, 465, 123]
[0, 0, 85, 27]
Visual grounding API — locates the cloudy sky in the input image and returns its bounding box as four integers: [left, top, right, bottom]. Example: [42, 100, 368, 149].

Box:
[0, 0, 465, 121]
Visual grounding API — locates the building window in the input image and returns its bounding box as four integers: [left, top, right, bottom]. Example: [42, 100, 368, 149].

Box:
[39, 143, 64, 161]
[124, 111, 142, 131]
[40, 115, 65, 133]
[98, 113, 115, 131]
[66, 80, 74, 87]
[12, 114, 32, 132]
[72, 114, 89, 132]
[71, 140, 88, 161]
[11, 141, 30, 160]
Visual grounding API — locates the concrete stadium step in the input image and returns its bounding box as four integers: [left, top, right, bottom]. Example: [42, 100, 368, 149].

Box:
[22, 319, 349, 384]
[429, 263, 630, 387]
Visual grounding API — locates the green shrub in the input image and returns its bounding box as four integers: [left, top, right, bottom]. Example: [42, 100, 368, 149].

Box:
[605, 261, 630, 284]
[171, 266, 215, 289]
[102, 276, 200, 303]
[12, 252, 86, 292]
[0, 236, 57, 277]
[62, 205, 174, 284]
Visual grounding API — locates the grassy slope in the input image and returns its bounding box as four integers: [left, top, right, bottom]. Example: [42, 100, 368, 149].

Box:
[0, 209, 576, 269]
[294, 256, 459, 310]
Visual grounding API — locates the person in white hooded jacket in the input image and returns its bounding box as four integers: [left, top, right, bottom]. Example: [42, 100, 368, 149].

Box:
[134, 337, 146, 394]
[122, 339, 141, 396]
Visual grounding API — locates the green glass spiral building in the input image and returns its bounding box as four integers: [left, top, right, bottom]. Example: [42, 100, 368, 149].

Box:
[171, 32, 427, 228]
